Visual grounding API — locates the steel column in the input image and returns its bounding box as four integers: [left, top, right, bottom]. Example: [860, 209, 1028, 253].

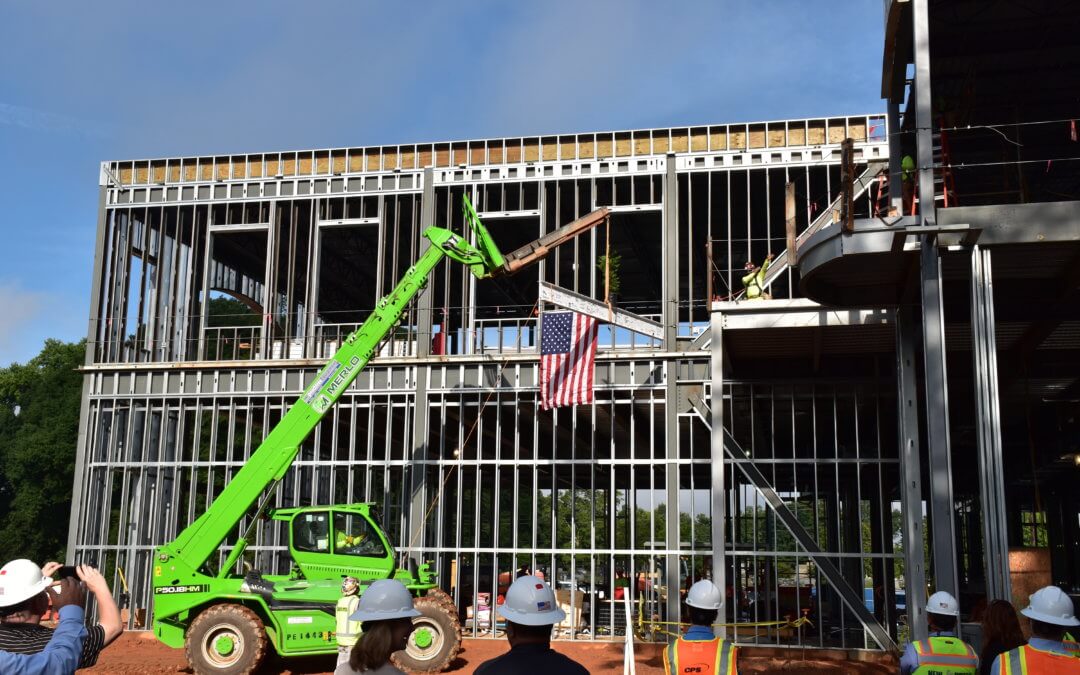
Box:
[920, 238, 958, 596]
[896, 306, 928, 641]
[970, 247, 1010, 601]
[709, 306, 728, 638]
[663, 154, 681, 628]
[67, 185, 110, 563]
[407, 169, 436, 557]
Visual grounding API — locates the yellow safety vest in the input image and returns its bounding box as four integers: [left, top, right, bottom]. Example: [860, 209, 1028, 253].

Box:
[663, 637, 736, 675]
[911, 636, 978, 675]
[997, 644, 1080, 674]
[335, 594, 361, 647]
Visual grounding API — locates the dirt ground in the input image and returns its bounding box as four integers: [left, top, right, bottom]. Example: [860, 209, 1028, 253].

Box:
[85, 632, 898, 674]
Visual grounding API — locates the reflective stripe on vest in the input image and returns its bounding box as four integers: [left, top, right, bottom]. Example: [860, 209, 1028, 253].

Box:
[1065, 632, 1080, 657]
[664, 637, 735, 675]
[911, 636, 977, 674]
[335, 595, 362, 647]
[997, 644, 1080, 674]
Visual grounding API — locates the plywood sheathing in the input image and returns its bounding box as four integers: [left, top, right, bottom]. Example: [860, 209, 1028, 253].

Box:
[710, 129, 728, 151]
[788, 125, 807, 146]
[633, 132, 650, 156]
[108, 116, 882, 185]
[671, 129, 688, 153]
[559, 136, 575, 161]
[505, 141, 521, 164]
[730, 128, 747, 150]
[691, 127, 708, 152]
[650, 132, 667, 154]
[749, 125, 766, 149]
[767, 126, 787, 148]
[523, 139, 539, 162]
[827, 119, 847, 144]
[578, 136, 594, 159]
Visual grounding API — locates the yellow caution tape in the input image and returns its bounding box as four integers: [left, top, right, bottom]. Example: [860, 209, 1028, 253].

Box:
[634, 595, 813, 639]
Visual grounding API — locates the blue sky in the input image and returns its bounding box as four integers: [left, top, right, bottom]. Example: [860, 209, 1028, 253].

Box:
[0, 1, 886, 366]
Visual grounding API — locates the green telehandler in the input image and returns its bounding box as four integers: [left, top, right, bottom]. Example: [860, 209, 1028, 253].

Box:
[150, 195, 608, 673]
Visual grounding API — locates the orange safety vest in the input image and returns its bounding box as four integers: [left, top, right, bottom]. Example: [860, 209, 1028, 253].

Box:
[911, 636, 978, 674]
[996, 644, 1080, 674]
[663, 637, 736, 675]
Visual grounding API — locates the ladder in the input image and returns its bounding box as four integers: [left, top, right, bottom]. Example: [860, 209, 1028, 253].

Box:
[758, 159, 889, 295]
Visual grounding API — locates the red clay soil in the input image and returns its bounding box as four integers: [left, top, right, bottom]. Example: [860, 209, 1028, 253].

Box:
[85, 632, 898, 674]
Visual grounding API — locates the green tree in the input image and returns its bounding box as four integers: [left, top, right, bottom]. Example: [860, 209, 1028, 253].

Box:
[0, 339, 86, 563]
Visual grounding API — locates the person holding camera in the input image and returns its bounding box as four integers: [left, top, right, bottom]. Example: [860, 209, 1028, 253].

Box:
[0, 559, 123, 668]
[0, 570, 85, 674]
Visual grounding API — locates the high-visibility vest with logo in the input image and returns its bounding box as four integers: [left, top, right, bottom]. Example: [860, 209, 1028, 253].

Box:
[663, 637, 736, 675]
[1065, 632, 1079, 657]
[910, 636, 978, 674]
[996, 644, 1080, 674]
[335, 594, 362, 647]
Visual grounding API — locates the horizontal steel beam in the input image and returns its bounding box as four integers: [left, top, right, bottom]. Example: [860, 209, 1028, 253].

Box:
[716, 299, 893, 330]
[539, 281, 664, 339]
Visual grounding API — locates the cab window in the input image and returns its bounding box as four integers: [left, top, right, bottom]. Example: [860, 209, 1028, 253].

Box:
[333, 512, 386, 557]
[293, 512, 330, 553]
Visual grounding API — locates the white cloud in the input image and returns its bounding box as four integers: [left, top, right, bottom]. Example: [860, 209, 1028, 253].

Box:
[0, 102, 110, 139]
[0, 282, 48, 364]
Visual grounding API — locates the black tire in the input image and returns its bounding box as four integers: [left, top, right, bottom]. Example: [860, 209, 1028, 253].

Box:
[425, 588, 458, 620]
[392, 595, 461, 673]
[184, 603, 268, 675]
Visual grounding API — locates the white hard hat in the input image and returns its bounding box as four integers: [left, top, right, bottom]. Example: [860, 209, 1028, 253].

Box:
[496, 575, 566, 627]
[686, 580, 722, 610]
[927, 591, 960, 617]
[348, 579, 421, 622]
[1021, 586, 1080, 627]
[0, 559, 52, 608]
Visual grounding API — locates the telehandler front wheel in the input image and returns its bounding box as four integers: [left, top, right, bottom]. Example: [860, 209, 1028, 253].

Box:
[393, 595, 461, 673]
[185, 603, 268, 675]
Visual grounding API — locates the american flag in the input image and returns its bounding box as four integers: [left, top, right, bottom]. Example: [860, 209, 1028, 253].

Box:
[540, 312, 598, 410]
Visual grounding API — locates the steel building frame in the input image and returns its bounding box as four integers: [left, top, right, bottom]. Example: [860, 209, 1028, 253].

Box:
[71, 115, 904, 650]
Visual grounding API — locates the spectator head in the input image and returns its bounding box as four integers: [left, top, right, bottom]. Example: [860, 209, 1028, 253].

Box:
[980, 599, 1024, 651]
[0, 559, 52, 624]
[1021, 586, 1079, 641]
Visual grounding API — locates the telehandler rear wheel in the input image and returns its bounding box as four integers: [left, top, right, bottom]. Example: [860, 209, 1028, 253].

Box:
[392, 595, 461, 673]
[185, 603, 268, 675]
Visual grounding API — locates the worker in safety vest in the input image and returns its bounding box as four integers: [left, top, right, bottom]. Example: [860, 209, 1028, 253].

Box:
[901, 155, 916, 214]
[741, 253, 774, 300]
[899, 591, 978, 675]
[992, 585, 1080, 674]
[663, 580, 738, 675]
[335, 576, 362, 667]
